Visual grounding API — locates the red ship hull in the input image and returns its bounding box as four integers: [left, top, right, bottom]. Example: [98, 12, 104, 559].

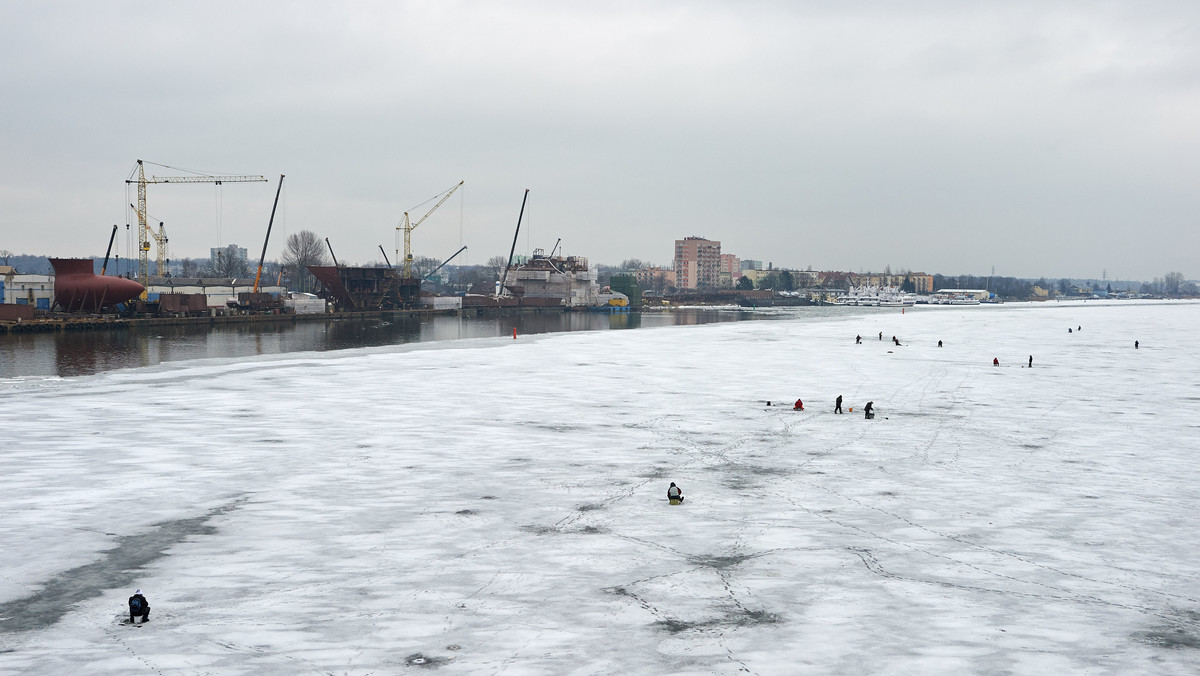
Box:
[50, 258, 145, 312]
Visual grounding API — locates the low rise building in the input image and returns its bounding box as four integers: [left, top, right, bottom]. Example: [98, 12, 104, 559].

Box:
[635, 266, 675, 291]
[0, 267, 54, 309]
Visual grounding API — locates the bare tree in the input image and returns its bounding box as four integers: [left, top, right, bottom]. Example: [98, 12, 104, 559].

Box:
[1164, 271, 1184, 295]
[487, 255, 508, 280]
[204, 245, 251, 278]
[282, 230, 329, 292]
[412, 255, 442, 279]
[0, 249, 11, 266]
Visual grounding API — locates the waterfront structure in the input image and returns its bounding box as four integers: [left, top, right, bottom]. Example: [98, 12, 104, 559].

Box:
[145, 277, 287, 310]
[935, 289, 990, 301]
[504, 250, 603, 307]
[674, 237, 721, 290]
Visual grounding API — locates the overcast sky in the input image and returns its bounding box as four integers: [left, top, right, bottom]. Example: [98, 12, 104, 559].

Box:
[2, 1, 1198, 281]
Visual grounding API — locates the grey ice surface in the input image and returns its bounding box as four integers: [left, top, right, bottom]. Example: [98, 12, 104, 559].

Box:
[1, 300, 1198, 674]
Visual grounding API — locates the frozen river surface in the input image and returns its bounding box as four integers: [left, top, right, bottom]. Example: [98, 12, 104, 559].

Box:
[1, 301, 1198, 674]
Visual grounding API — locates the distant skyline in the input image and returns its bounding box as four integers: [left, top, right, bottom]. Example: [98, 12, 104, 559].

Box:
[2, 1, 1198, 281]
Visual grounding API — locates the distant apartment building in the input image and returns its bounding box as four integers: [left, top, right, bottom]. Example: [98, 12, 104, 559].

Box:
[740, 259, 763, 271]
[908, 273, 934, 293]
[719, 254, 741, 288]
[674, 237, 721, 289]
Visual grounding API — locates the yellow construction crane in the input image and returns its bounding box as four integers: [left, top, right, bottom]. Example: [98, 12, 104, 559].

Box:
[396, 180, 463, 279]
[126, 159, 267, 282]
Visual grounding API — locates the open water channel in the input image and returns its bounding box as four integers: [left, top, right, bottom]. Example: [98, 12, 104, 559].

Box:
[0, 306, 873, 379]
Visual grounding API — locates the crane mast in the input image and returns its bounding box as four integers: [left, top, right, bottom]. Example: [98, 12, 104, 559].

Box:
[127, 159, 267, 283]
[396, 180, 463, 279]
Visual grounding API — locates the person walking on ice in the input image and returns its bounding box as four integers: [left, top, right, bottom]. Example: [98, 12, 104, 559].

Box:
[667, 482, 684, 504]
[1028, 355, 1033, 368]
[835, 395, 843, 414]
[128, 589, 150, 624]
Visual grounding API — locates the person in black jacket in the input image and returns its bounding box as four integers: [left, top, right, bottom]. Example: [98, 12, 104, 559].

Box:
[864, 401, 875, 420]
[667, 482, 684, 503]
[835, 395, 843, 414]
[129, 589, 150, 624]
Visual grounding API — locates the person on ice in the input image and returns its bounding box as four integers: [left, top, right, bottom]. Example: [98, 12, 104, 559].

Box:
[856, 334, 862, 344]
[835, 395, 843, 414]
[993, 357, 999, 366]
[667, 482, 684, 504]
[1135, 340, 1139, 349]
[864, 401, 875, 420]
[878, 331, 883, 341]
[1028, 355, 1033, 368]
[892, 335, 901, 346]
[938, 340, 943, 348]
[128, 589, 150, 624]
[793, 398, 804, 411]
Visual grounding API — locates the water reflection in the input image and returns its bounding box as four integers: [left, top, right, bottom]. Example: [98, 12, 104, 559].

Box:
[0, 307, 847, 379]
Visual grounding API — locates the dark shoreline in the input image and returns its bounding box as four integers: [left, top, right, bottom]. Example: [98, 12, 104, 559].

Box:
[0, 303, 645, 335]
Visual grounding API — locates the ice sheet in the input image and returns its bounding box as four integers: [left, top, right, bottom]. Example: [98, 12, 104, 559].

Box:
[1, 301, 1198, 673]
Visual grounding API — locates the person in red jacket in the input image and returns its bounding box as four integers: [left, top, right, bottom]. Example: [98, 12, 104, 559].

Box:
[993, 357, 999, 366]
[793, 398, 804, 411]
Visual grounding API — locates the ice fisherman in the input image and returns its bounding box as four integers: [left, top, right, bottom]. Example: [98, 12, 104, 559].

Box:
[938, 340, 943, 347]
[993, 357, 999, 366]
[1135, 340, 1139, 349]
[667, 482, 684, 503]
[128, 589, 150, 624]
[1028, 355, 1033, 368]
[793, 398, 804, 411]
[856, 334, 862, 344]
[878, 331, 883, 341]
[864, 401, 875, 420]
[835, 395, 843, 414]
[892, 335, 901, 346]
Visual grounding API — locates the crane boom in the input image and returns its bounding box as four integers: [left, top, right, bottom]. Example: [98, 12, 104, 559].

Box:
[397, 180, 463, 279]
[126, 159, 267, 285]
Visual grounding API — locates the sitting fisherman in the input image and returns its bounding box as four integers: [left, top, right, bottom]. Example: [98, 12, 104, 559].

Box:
[129, 589, 150, 624]
[667, 482, 684, 504]
[793, 398, 804, 411]
[864, 401, 875, 420]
